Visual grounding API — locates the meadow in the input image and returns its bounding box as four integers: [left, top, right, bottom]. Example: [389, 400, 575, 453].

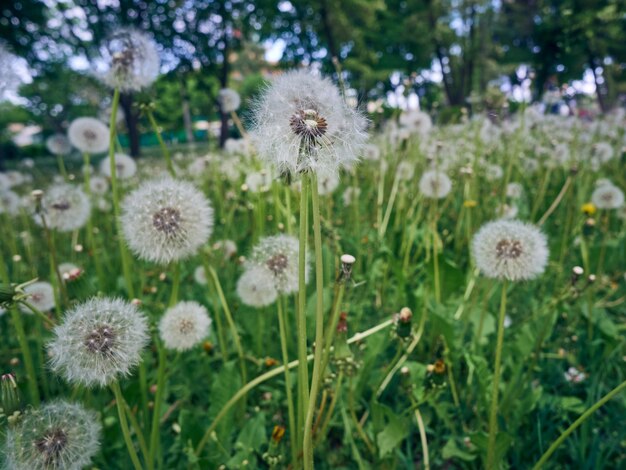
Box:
[1, 32, 626, 470]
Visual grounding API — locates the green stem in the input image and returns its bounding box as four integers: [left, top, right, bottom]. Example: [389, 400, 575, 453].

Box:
[111, 381, 144, 470]
[108, 88, 135, 299]
[149, 343, 167, 470]
[379, 170, 400, 238]
[83, 152, 106, 289]
[486, 280, 508, 469]
[38, 213, 67, 309]
[277, 297, 298, 467]
[147, 109, 176, 177]
[431, 201, 441, 303]
[297, 175, 311, 441]
[414, 407, 430, 470]
[207, 264, 247, 384]
[532, 379, 626, 470]
[9, 307, 40, 406]
[56, 154, 69, 182]
[194, 319, 393, 459]
[303, 173, 326, 469]
[320, 282, 346, 375]
[169, 262, 180, 307]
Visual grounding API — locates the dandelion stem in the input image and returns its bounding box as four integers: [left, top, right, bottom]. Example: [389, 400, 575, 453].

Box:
[303, 173, 326, 469]
[277, 297, 298, 467]
[108, 88, 135, 299]
[83, 152, 106, 289]
[148, 342, 167, 470]
[9, 306, 40, 406]
[112, 381, 144, 470]
[486, 279, 508, 469]
[146, 109, 176, 178]
[532, 379, 626, 470]
[414, 407, 430, 470]
[297, 174, 311, 443]
[194, 318, 393, 459]
[207, 264, 247, 384]
[169, 262, 180, 307]
[56, 153, 69, 182]
[379, 169, 400, 238]
[38, 214, 68, 310]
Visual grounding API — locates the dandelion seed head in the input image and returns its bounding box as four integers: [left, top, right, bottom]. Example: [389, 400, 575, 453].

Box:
[99, 153, 137, 180]
[67, 118, 110, 155]
[4, 400, 101, 470]
[121, 178, 213, 264]
[193, 266, 207, 285]
[89, 176, 109, 195]
[418, 170, 452, 199]
[250, 70, 367, 177]
[496, 203, 519, 219]
[245, 234, 308, 295]
[34, 184, 91, 232]
[46, 134, 72, 156]
[236, 265, 279, 307]
[100, 28, 159, 92]
[0, 190, 20, 215]
[159, 301, 212, 351]
[48, 297, 149, 387]
[591, 183, 624, 210]
[218, 88, 241, 113]
[472, 219, 548, 281]
[19, 282, 55, 314]
[506, 182, 524, 199]
[342, 186, 361, 206]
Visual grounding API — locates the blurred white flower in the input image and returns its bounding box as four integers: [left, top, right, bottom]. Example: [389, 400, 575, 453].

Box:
[35, 184, 91, 232]
[19, 281, 55, 313]
[245, 171, 272, 193]
[212, 239, 238, 259]
[418, 170, 452, 199]
[496, 203, 519, 220]
[100, 28, 160, 91]
[342, 186, 361, 206]
[46, 133, 72, 156]
[317, 170, 340, 195]
[564, 366, 586, 384]
[193, 265, 207, 285]
[236, 265, 279, 307]
[506, 182, 524, 199]
[99, 153, 137, 180]
[68, 117, 110, 154]
[0, 190, 20, 215]
[89, 175, 110, 195]
[218, 88, 241, 113]
[591, 183, 624, 210]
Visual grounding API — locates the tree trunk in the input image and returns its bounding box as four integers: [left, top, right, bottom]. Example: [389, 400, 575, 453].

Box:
[120, 93, 140, 157]
[588, 55, 608, 113]
[180, 76, 194, 143]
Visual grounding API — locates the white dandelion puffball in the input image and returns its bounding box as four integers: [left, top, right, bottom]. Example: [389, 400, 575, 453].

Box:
[19, 281, 55, 313]
[89, 175, 110, 195]
[68, 117, 110, 155]
[399, 110, 432, 137]
[496, 203, 519, 220]
[237, 265, 279, 307]
[212, 239, 238, 259]
[342, 186, 361, 206]
[317, 170, 340, 196]
[0, 45, 21, 99]
[46, 133, 72, 156]
[250, 69, 368, 177]
[0, 172, 10, 191]
[396, 161, 415, 181]
[245, 171, 272, 193]
[35, 184, 91, 232]
[121, 178, 214, 264]
[48, 297, 149, 387]
[591, 184, 624, 210]
[99, 153, 137, 180]
[564, 366, 586, 384]
[0, 190, 20, 215]
[472, 220, 549, 282]
[506, 182, 524, 199]
[485, 164, 504, 181]
[245, 234, 308, 295]
[193, 266, 207, 285]
[418, 170, 452, 199]
[4, 400, 101, 470]
[159, 301, 212, 351]
[100, 28, 160, 92]
[218, 88, 241, 113]
[362, 143, 381, 161]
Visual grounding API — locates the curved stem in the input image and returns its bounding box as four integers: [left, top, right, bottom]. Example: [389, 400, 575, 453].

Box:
[486, 280, 508, 469]
[414, 408, 430, 470]
[9, 307, 40, 406]
[207, 264, 246, 384]
[303, 173, 326, 469]
[194, 319, 393, 458]
[112, 381, 144, 470]
[148, 343, 167, 470]
[532, 379, 626, 470]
